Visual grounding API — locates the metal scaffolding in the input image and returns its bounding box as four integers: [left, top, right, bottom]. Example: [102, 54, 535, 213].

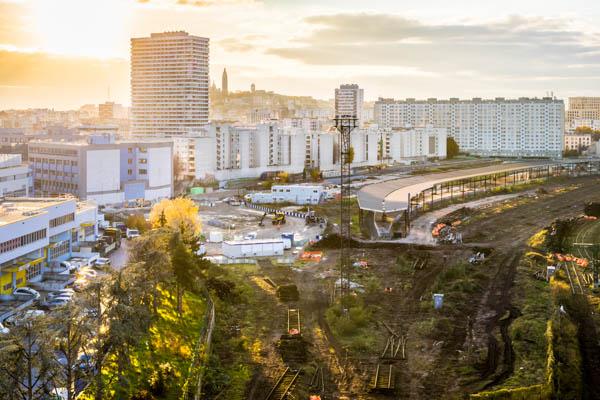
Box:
[334, 115, 358, 306]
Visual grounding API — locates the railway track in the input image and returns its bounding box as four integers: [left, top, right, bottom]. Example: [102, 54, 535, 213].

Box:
[370, 363, 395, 393]
[265, 367, 302, 400]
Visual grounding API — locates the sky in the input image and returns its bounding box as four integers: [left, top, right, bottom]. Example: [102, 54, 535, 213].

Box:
[1, 0, 600, 109]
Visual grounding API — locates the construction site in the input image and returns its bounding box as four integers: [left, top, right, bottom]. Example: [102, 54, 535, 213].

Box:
[199, 153, 600, 399]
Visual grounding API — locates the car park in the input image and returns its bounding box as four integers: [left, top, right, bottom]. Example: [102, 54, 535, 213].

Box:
[77, 268, 98, 279]
[42, 297, 72, 309]
[13, 287, 40, 300]
[94, 257, 111, 267]
[47, 292, 74, 302]
[5, 309, 45, 325]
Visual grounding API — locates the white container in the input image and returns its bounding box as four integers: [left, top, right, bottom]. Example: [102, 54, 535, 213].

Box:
[208, 231, 223, 243]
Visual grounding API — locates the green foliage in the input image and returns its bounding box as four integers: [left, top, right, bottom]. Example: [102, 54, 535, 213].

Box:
[126, 213, 151, 233]
[470, 384, 548, 399]
[325, 297, 377, 352]
[447, 137, 460, 159]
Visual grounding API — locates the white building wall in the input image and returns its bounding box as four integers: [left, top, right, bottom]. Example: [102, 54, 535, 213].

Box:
[147, 146, 172, 188]
[86, 149, 120, 193]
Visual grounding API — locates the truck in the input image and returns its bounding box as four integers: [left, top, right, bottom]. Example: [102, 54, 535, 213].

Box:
[126, 228, 140, 240]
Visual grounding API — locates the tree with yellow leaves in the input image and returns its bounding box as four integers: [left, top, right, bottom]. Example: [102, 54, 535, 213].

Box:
[149, 198, 201, 245]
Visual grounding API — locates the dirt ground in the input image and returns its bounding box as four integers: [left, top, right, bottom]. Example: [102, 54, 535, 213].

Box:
[227, 175, 600, 399]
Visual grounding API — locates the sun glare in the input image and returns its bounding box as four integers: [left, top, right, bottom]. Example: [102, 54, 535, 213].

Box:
[31, 0, 131, 58]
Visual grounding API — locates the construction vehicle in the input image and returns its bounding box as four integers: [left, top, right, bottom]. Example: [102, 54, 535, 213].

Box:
[104, 227, 122, 249]
[305, 209, 319, 225]
[258, 211, 286, 227]
[272, 211, 286, 226]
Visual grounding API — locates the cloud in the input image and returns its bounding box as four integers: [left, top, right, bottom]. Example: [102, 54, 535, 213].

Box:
[137, 0, 258, 7]
[0, 50, 128, 109]
[266, 13, 600, 80]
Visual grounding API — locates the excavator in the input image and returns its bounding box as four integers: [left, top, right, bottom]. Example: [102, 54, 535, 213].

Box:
[258, 211, 286, 227]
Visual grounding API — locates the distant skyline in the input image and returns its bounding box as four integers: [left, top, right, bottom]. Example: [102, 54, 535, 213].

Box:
[1, 0, 600, 109]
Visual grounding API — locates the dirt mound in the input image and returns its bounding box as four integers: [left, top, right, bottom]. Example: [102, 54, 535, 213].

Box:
[277, 335, 310, 364]
[277, 284, 300, 302]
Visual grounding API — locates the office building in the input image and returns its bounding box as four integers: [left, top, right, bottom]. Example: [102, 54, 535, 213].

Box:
[566, 97, 600, 125]
[0, 197, 97, 297]
[0, 154, 32, 196]
[375, 97, 564, 158]
[29, 130, 173, 205]
[335, 84, 364, 123]
[131, 31, 209, 136]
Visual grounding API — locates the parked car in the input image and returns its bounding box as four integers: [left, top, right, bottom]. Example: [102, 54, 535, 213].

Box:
[5, 309, 45, 325]
[42, 297, 72, 309]
[0, 322, 9, 335]
[126, 228, 140, 240]
[47, 290, 75, 300]
[13, 287, 40, 300]
[73, 279, 89, 292]
[94, 257, 111, 267]
[77, 268, 98, 279]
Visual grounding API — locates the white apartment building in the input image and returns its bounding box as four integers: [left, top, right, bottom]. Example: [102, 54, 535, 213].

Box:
[0, 154, 32, 196]
[375, 97, 564, 158]
[0, 198, 97, 297]
[29, 134, 173, 205]
[335, 84, 364, 124]
[174, 122, 447, 182]
[131, 31, 209, 136]
[564, 133, 592, 152]
[384, 126, 447, 161]
[567, 97, 600, 125]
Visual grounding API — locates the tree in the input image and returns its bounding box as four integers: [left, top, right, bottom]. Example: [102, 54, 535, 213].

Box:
[104, 265, 152, 398]
[125, 213, 151, 234]
[149, 198, 201, 245]
[173, 154, 183, 182]
[0, 316, 61, 400]
[309, 168, 321, 182]
[129, 229, 173, 315]
[447, 137, 460, 159]
[52, 303, 94, 400]
[276, 171, 289, 183]
[170, 234, 201, 313]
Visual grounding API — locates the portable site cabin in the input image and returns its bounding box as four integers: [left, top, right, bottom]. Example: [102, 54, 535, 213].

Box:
[222, 238, 285, 258]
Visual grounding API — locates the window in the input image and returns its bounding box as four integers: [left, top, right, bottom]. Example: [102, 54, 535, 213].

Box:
[128, 159, 133, 164]
[139, 169, 147, 175]
[50, 213, 75, 228]
[127, 169, 132, 175]
[0, 229, 46, 254]
[128, 147, 133, 153]
[49, 241, 69, 260]
[139, 158, 148, 164]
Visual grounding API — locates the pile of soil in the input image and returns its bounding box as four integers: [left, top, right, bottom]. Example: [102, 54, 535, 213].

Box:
[277, 335, 310, 364]
[277, 284, 300, 302]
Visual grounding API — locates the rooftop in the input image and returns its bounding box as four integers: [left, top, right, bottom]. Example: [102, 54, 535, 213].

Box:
[224, 238, 284, 246]
[0, 197, 80, 225]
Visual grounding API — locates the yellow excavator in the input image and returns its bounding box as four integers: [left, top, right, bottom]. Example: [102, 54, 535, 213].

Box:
[258, 211, 286, 226]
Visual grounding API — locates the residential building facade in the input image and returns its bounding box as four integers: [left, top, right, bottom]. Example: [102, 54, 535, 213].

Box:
[564, 133, 592, 152]
[131, 31, 209, 136]
[375, 97, 564, 158]
[335, 84, 364, 124]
